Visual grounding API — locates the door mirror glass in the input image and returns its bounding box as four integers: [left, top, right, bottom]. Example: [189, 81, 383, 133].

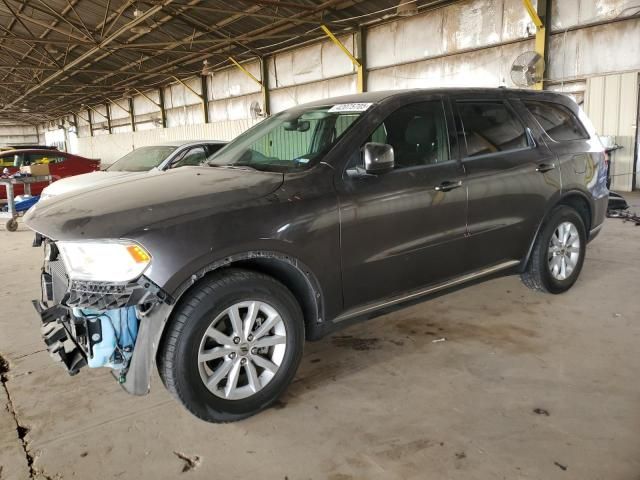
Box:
[363, 142, 394, 174]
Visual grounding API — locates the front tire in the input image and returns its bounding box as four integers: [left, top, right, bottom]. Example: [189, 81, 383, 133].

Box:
[158, 269, 304, 423]
[521, 206, 587, 294]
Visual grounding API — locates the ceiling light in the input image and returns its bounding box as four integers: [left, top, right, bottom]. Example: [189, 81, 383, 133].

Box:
[45, 44, 60, 54]
[130, 25, 152, 34]
[397, 0, 418, 16]
[130, 6, 151, 34]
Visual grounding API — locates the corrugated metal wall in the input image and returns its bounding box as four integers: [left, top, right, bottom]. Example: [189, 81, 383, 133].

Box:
[74, 120, 261, 165]
[0, 125, 39, 147]
[584, 72, 639, 192]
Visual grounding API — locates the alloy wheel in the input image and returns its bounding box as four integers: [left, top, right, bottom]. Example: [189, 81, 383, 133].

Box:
[197, 301, 287, 400]
[547, 221, 581, 281]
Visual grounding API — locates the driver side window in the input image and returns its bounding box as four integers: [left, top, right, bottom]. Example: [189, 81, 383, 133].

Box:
[367, 101, 450, 169]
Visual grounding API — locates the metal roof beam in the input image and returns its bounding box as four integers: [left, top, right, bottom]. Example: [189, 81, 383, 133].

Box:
[170, 3, 342, 26]
[0, 0, 176, 111]
[0, 8, 92, 42]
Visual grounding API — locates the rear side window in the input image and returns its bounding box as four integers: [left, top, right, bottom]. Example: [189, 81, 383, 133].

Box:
[28, 153, 65, 165]
[206, 144, 225, 157]
[524, 101, 589, 141]
[457, 101, 528, 157]
[171, 146, 207, 168]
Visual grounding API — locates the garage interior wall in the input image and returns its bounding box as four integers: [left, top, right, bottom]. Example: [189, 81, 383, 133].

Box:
[40, 0, 640, 188]
[584, 73, 639, 192]
[0, 124, 40, 147]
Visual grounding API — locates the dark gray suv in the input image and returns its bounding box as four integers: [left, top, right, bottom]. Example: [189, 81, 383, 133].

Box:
[26, 88, 608, 422]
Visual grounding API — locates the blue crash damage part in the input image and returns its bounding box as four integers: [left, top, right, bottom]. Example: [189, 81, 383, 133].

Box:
[73, 306, 138, 369]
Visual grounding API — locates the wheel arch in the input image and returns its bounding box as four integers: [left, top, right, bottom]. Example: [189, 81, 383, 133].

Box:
[521, 190, 593, 271]
[158, 251, 325, 354]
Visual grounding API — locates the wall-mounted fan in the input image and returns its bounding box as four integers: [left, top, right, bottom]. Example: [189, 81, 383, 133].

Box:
[249, 101, 264, 119]
[510, 51, 545, 87]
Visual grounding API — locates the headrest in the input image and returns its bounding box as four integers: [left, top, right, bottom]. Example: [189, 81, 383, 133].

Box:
[405, 116, 435, 146]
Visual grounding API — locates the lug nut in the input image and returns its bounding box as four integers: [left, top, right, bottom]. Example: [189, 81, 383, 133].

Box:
[247, 334, 253, 341]
[229, 352, 236, 359]
[233, 336, 240, 344]
[251, 347, 257, 355]
[240, 358, 247, 365]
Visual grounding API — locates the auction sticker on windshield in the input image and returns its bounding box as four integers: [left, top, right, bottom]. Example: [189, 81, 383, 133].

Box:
[328, 103, 373, 113]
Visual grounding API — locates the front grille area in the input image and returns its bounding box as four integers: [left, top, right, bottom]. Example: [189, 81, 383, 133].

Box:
[47, 259, 69, 304]
[66, 280, 139, 310]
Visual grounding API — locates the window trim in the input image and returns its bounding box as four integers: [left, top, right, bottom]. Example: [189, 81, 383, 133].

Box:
[454, 98, 534, 160]
[523, 99, 590, 143]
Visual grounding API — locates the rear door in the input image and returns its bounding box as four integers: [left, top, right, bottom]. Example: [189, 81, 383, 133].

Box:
[337, 96, 468, 310]
[454, 94, 560, 270]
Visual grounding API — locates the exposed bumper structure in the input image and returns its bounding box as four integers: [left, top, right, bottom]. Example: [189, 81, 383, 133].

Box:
[33, 239, 171, 393]
[36, 301, 87, 375]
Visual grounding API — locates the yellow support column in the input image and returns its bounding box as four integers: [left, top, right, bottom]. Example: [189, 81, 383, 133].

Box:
[229, 56, 269, 116]
[321, 24, 364, 93]
[523, 0, 546, 90]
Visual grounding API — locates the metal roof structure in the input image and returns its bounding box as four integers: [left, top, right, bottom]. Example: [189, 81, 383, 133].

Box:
[0, 0, 453, 124]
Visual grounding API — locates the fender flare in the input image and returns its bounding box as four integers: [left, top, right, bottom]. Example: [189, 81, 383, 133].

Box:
[520, 189, 593, 271]
[121, 250, 325, 396]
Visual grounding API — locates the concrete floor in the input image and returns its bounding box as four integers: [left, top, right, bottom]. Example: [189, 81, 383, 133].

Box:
[1, 194, 639, 480]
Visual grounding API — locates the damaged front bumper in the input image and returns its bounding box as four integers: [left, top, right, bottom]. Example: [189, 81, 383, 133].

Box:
[33, 239, 173, 394]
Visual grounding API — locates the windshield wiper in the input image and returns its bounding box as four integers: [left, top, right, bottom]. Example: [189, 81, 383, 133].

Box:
[208, 163, 258, 171]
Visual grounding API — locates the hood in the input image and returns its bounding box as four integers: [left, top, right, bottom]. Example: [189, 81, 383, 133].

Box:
[42, 171, 144, 198]
[25, 166, 284, 241]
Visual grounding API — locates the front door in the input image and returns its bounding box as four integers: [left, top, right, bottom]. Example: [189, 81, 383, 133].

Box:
[337, 98, 468, 310]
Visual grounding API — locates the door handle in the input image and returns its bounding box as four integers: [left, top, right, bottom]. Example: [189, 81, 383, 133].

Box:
[434, 180, 463, 192]
[536, 163, 556, 173]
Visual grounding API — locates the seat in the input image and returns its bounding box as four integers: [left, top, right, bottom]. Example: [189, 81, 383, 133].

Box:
[400, 116, 438, 167]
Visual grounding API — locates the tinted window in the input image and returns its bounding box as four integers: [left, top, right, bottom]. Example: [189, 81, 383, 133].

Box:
[0, 153, 21, 167]
[206, 144, 226, 157]
[524, 101, 588, 141]
[367, 101, 450, 169]
[171, 146, 207, 168]
[457, 101, 528, 157]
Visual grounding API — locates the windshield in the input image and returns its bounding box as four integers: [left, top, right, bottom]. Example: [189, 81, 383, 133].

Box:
[107, 146, 177, 172]
[207, 104, 369, 172]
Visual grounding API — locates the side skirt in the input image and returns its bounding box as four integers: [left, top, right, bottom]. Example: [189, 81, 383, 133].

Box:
[333, 260, 521, 324]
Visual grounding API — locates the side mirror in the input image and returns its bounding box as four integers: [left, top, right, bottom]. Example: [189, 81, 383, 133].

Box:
[363, 142, 394, 174]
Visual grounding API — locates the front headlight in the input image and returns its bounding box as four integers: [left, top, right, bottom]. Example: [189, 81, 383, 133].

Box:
[57, 240, 151, 282]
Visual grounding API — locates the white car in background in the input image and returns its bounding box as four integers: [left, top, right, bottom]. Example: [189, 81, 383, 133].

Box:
[40, 140, 227, 200]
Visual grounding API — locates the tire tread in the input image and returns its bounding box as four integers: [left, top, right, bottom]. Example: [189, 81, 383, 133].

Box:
[157, 268, 302, 423]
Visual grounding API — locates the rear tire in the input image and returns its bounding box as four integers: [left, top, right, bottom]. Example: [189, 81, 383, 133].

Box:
[158, 269, 304, 423]
[521, 206, 586, 294]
